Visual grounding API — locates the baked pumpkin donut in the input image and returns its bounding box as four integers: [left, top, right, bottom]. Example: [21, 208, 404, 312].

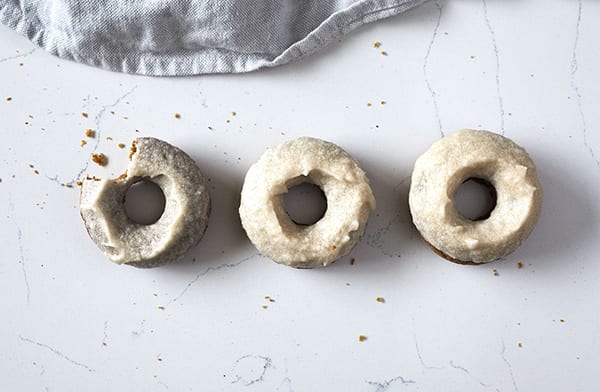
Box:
[239, 137, 376, 268]
[409, 129, 542, 264]
[80, 137, 211, 268]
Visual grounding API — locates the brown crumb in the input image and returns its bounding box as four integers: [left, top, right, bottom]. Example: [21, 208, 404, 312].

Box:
[129, 141, 137, 160]
[373, 41, 381, 48]
[226, 119, 230, 123]
[85, 128, 95, 138]
[560, 319, 565, 323]
[231, 111, 237, 116]
[264, 295, 271, 299]
[81, 112, 88, 118]
[376, 297, 385, 303]
[157, 306, 165, 311]
[33, 170, 39, 175]
[65, 184, 73, 188]
[110, 111, 115, 115]
[261, 305, 268, 309]
[91, 153, 107, 166]
[350, 258, 356, 265]
[345, 282, 351, 286]
[269, 298, 275, 303]
[367, 102, 372, 107]
[331, 245, 337, 250]
[6, 97, 12, 101]
[28, 164, 34, 168]
[174, 113, 181, 119]
[380, 51, 388, 56]
[102, 342, 107, 347]
[358, 335, 367, 342]
[157, 357, 162, 362]
[493, 269, 499, 276]
[517, 261, 523, 269]
[76, 181, 83, 186]
[380, 100, 386, 105]
[518, 342, 523, 348]
[118, 143, 126, 149]
[106, 136, 113, 141]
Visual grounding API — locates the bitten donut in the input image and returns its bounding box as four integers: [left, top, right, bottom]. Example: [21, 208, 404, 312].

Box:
[409, 129, 542, 264]
[80, 137, 211, 268]
[239, 137, 376, 268]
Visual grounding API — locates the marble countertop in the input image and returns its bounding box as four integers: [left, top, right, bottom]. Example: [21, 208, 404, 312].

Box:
[1, 0, 599, 390]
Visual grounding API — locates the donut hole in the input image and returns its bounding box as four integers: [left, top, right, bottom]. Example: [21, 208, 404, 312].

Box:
[283, 177, 327, 226]
[454, 178, 497, 221]
[124, 178, 166, 225]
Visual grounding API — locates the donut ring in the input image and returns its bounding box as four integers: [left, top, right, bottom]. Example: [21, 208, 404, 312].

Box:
[80, 137, 211, 268]
[239, 137, 376, 268]
[408, 129, 542, 264]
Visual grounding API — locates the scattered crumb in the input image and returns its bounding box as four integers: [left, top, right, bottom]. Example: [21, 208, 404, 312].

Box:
[268, 298, 275, 303]
[373, 41, 381, 48]
[65, 184, 73, 188]
[518, 342, 523, 348]
[76, 181, 83, 186]
[231, 111, 236, 116]
[122, 116, 128, 120]
[376, 297, 385, 303]
[470, 55, 476, 59]
[157, 306, 165, 311]
[380, 51, 388, 56]
[444, 32, 448, 35]
[6, 97, 12, 101]
[28, 164, 34, 168]
[28, 114, 33, 119]
[110, 111, 115, 115]
[157, 357, 163, 362]
[261, 305, 268, 309]
[102, 342, 107, 347]
[350, 258, 356, 265]
[33, 170, 39, 175]
[517, 261, 523, 269]
[367, 102, 372, 107]
[380, 100, 386, 105]
[174, 113, 181, 119]
[91, 153, 107, 166]
[85, 128, 95, 138]
[345, 282, 351, 286]
[508, 112, 512, 116]
[358, 335, 367, 342]
[106, 136, 113, 141]
[81, 112, 88, 118]
[208, 126, 213, 130]
[118, 143, 126, 149]
[493, 269, 499, 276]
[560, 319, 565, 323]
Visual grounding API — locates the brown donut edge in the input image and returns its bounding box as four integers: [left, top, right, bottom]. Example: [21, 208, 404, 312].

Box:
[421, 238, 481, 266]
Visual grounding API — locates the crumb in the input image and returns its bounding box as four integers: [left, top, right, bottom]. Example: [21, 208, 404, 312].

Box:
[110, 111, 115, 115]
[85, 128, 95, 138]
[6, 97, 12, 101]
[262, 305, 268, 309]
[91, 153, 107, 166]
[208, 126, 213, 130]
[106, 136, 113, 141]
[373, 41, 381, 48]
[518, 342, 523, 348]
[76, 181, 83, 186]
[508, 112, 512, 116]
[28, 164, 34, 168]
[560, 319, 565, 323]
[81, 112, 88, 118]
[517, 261, 523, 269]
[345, 282, 351, 286]
[157, 357, 162, 362]
[358, 335, 367, 342]
[157, 306, 165, 311]
[80, 138, 87, 146]
[264, 295, 271, 299]
[380, 101, 386, 105]
[122, 116, 128, 120]
[174, 113, 181, 119]
[470, 55, 476, 59]
[118, 143, 126, 149]
[269, 298, 275, 303]
[33, 170, 39, 175]
[367, 102, 372, 107]
[226, 119, 230, 123]
[350, 258, 356, 265]
[331, 245, 337, 250]
[231, 111, 236, 116]
[493, 269, 499, 276]
[444, 32, 448, 35]
[380, 51, 388, 56]
[376, 297, 385, 303]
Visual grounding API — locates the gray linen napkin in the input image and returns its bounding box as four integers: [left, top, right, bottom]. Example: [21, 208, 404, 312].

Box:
[0, 0, 427, 76]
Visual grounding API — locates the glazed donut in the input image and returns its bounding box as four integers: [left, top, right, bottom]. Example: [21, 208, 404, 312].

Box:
[239, 137, 376, 268]
[80, 137, 211, 268]
[409, 129, 542, 264]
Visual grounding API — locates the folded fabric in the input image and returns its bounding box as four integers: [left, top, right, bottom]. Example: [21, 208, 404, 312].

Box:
[0, 0, 427, 76]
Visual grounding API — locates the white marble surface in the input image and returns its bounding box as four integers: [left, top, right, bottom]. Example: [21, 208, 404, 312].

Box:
[1, 0, 600, 390]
